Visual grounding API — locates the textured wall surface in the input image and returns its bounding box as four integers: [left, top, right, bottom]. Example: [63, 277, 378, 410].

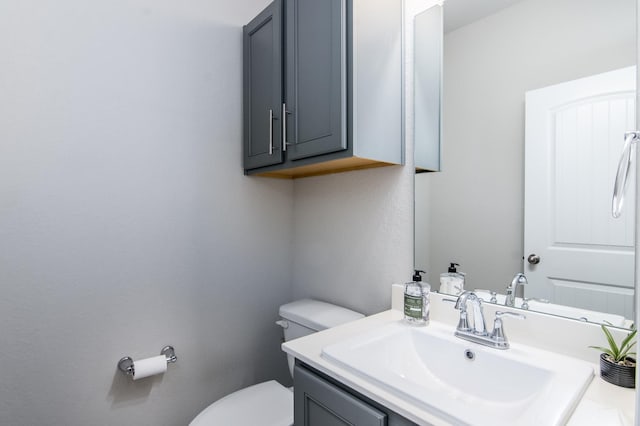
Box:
[291, 165, 414, 316]
[0, 0, 295, 424]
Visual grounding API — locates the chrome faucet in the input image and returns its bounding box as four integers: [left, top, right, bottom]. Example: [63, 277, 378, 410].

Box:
[454, 291, 487, 335]
[505, 273, 527, 307]
[452, 291, 526, 349]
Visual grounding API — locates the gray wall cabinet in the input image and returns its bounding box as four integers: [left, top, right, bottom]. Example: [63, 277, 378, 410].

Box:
[294, 363, 419, 426]
[243, 0, 403, 179]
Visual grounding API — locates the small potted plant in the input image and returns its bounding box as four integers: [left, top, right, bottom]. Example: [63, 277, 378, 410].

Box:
[589, 323, 636, 388]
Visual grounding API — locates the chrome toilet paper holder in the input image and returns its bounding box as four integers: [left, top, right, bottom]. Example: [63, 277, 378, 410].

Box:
[118, 345, 177, 377]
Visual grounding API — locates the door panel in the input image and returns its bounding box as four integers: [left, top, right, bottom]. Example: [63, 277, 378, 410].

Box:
[524, 66, 636, 318]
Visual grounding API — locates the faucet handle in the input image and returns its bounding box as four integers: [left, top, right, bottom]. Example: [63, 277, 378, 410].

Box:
[521, 297, 550, 310]
[442, 297, 472, 332]
[490, 311, 526, 348]
[456, 311, 472, 332]
[474, 289, 498, 304]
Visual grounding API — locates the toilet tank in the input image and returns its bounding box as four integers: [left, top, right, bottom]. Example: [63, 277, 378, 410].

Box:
[278, 299, 364, 377]
[279, 299, 364, 341]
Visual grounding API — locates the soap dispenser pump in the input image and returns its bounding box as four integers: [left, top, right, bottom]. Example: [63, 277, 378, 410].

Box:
[440, 262, 465, 295]
[404, 270, 430, 326]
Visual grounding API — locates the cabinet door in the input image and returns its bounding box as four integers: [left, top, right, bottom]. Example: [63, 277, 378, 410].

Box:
[285, 0, 348, 161]
[243, 0, 284, 170]
[294, 365, 387, 426]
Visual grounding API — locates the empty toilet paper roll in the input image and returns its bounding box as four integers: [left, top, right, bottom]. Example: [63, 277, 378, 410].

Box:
[133, 355, 167, 380]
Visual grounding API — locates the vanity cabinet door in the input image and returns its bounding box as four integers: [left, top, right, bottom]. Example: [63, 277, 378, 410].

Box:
[242, 0, 284, 170]
[294, 364, 387, 426]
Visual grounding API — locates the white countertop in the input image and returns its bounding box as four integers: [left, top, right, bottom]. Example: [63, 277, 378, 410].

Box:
[282, 300, 635, 426]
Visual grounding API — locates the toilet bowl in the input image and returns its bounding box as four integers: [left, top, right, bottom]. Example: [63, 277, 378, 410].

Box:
[189, 299, 364, 426]
[189, 381, 293, 425]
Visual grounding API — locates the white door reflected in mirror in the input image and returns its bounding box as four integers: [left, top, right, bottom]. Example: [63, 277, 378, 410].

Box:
[524, 66, 636, 319]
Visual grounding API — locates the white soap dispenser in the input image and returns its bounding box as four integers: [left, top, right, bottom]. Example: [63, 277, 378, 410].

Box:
[404, 270, 430, 326]
[440, 263, 465, 295]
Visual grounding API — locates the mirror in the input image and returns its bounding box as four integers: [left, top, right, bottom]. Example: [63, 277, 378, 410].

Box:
[414, 0, 636, 328]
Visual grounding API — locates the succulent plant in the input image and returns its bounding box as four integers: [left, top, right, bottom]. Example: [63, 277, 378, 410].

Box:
[590, 323, 636, 365]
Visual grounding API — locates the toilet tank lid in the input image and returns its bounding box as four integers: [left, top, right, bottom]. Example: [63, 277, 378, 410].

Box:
[279, 299, 364, 331]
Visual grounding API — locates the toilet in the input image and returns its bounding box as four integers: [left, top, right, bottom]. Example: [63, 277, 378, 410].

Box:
[189, 299, 364, 425]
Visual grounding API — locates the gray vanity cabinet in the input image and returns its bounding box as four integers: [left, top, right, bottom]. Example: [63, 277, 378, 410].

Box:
[294, 363, 418, 426]
[243, 0, 403, 179]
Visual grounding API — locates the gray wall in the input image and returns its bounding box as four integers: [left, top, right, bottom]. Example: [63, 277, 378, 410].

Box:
[415, 0, 635, 291]
[291, 166, 414, 316]
[0, 0, 294, 424]
[0, 0, 414, 424]
[290, 0, 416, 316]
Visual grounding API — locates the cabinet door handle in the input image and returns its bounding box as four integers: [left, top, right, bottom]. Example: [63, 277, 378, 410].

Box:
[269, 109, 274, 155]
[282, 103, 288, 152]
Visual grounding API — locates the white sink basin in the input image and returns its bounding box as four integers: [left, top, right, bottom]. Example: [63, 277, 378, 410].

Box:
[321, 321, 594, 426]
[472, 290, 628, 327]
